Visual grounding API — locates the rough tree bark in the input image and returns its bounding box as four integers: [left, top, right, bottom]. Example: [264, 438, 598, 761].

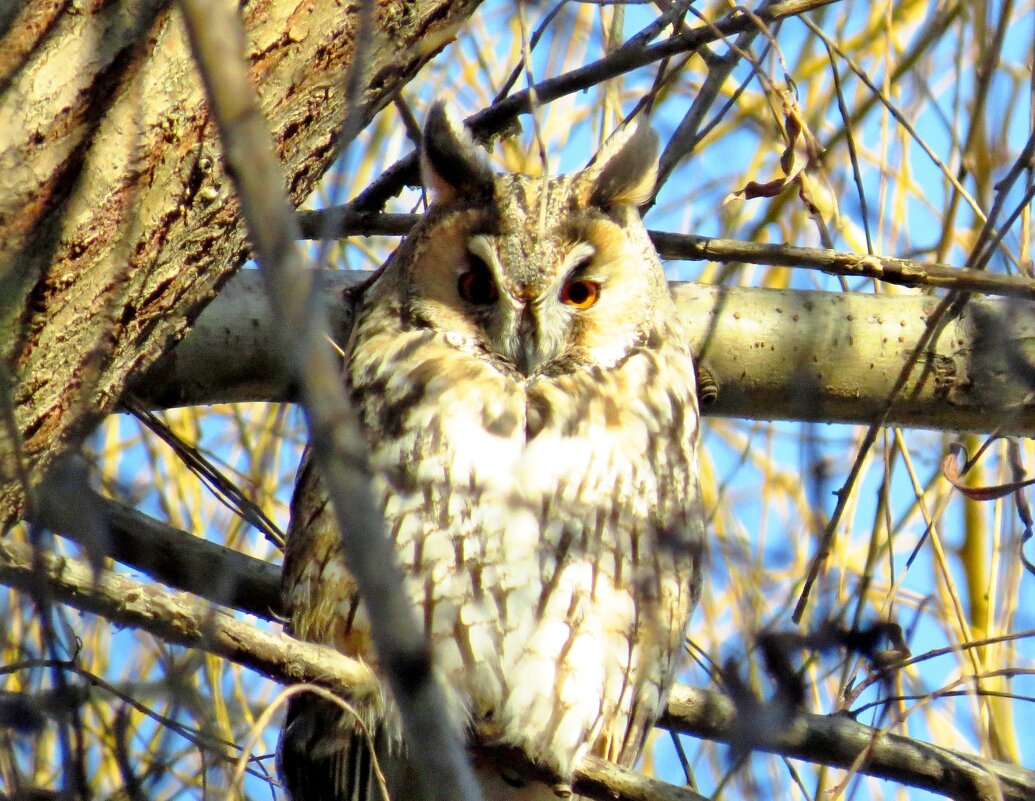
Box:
[0, 0, 482, 525]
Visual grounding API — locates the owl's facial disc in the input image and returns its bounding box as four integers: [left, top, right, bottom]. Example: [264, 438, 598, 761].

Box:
[461, 236, 602, 377]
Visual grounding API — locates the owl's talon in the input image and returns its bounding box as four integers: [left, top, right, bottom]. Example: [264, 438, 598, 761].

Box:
[498, 769, 525, 789]
[552, 782, 573, 798]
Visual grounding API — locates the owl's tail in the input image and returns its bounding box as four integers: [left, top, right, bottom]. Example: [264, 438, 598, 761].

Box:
[279, 695, 580, 801]
[278, 694, 421, 801]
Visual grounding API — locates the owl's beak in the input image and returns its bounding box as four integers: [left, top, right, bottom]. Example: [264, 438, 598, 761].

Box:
[516, 339, 543, 376]
[513, 305, 560, 376]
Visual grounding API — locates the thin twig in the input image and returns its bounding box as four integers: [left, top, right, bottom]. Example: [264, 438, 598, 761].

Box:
[653, 2, 772, 194]
[347, 0, 840, 212]
[176, 2, 483, 800]
[297, 209, 1035, 301]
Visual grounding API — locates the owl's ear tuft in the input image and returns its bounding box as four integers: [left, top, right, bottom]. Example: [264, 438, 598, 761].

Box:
[421, 103, 496, 205]
[587, 119, 659, 208]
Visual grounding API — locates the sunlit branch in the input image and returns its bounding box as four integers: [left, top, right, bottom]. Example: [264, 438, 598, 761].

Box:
[177, 1, 483, 799]
[296, 210, 1035, 301]
[140, 269, 1035, 436]
[14, 506, 1035, 801]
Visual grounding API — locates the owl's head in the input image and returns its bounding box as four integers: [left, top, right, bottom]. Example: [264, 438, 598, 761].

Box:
[389, 103, 677, 378]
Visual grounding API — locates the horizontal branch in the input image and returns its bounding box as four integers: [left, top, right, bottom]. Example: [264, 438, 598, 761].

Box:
[661, 687, 1033, 801]
[98, 496, 281, 618]
[296, 210, 1035, 303]
[652, 234, 1035, 302]
[0, 536, 701, 801]
[139, 268, 1035, 435]
[25, 501, 1035, 801]
[0, 536, 377, 703]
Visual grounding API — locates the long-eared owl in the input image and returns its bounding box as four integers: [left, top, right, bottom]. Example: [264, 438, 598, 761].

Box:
[279, 103, 704, 801]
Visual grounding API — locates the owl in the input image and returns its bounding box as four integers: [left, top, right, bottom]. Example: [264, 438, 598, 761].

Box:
[279, 104, 704, 801]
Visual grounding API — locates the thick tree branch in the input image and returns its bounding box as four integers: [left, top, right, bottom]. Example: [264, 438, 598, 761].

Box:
[0, 0, 482, 525]
[139, 269, 1035, 436]
[4, 529, 1032, 801]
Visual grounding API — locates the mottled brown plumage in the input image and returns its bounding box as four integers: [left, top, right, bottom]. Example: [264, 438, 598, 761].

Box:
[279, 104, 703, 801]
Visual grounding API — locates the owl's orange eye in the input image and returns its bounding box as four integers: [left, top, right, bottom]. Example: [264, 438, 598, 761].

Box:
[458, 265, 498, 305]
[560, 279, 600, 309]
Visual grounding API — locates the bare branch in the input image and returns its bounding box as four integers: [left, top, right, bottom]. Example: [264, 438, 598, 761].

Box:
[576, 756, 711, 801]
[652, 234, 1035, 301]
[296, 210, 1035, 301]
[0, 536, 378, 703]
[176, 2, 482, 800]
[4, 530, 1034, 801]
[140, 269, 1035, 436]
[662, 686, 1034, 801]
[99, 494, 281, 618]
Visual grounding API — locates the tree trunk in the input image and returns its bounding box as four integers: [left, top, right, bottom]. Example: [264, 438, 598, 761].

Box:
[0, 0, 481, 525]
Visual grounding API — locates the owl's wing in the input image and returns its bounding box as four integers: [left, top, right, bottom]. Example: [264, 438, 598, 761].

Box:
[278, 452, 407, 801]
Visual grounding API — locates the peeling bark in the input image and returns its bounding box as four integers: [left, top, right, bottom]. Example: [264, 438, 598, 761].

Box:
[0, 0, 482, 524]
